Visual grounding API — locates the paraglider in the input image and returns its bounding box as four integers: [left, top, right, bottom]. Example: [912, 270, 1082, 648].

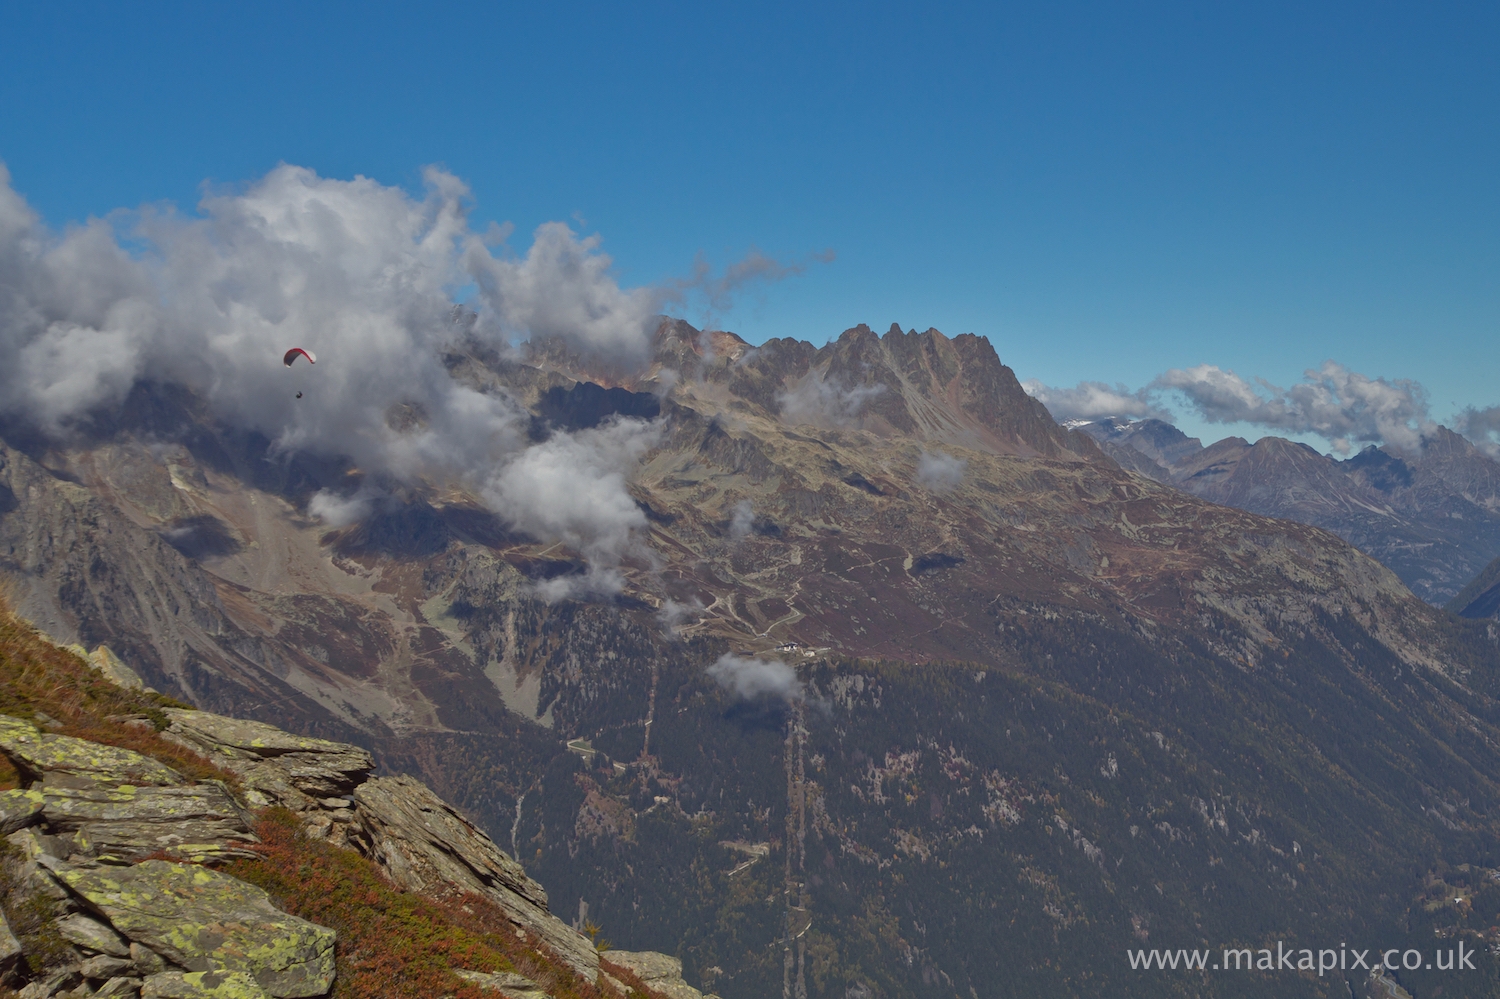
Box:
[284, 347, 316, 399]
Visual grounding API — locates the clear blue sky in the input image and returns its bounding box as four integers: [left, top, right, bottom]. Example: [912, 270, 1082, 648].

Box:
[1, 1, 1496, 446]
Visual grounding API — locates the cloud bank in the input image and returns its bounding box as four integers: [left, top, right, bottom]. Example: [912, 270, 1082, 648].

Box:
[706, 653, 802, 702]
[0, 160, 666, 587]
[1154, 362, 1434, 453]
[1027, 360, 1451, 455]
[1020, 379, 1168, 424]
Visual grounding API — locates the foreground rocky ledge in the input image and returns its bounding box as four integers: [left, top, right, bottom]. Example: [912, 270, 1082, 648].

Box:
[0, 639, 713, 999]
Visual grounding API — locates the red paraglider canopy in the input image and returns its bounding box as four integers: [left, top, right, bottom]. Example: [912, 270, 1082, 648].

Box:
[283, 347, 317, 367]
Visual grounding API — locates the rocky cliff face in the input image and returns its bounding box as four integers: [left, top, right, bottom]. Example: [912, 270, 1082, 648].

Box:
[4, 321, 1500, 996]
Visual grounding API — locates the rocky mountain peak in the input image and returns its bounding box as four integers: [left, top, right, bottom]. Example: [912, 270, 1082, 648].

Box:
[670, 319, 1094, 459]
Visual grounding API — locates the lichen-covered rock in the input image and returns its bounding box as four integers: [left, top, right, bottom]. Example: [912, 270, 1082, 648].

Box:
[142, 969, 273, 998]
[352, 776, 547, 907]
[89, 647, 146, 692]
[130, 942, 167, 975]
[16, 967, 81, 997]
[162, 711, 372, 803]
[95, 977, 146, 997]
[41, 782, 256, 862]
[79, 953, 135, 979]
[54, 912, 131, 957]
[59, 861, 335, 998]
[0, 907, 21, 973]
[604, 952, 711, 999]
[352, 775, 598, 980]
[6, 828, 73, 902]
[0, 788, 45, 834]
[0, 716, 183, 788]
[455, 968, 553, 997]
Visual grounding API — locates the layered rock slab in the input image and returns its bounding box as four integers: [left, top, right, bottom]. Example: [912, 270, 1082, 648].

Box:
[353, 775, 598, 980]
[0, 716, 183, 787]
[40, 781, 256, 863]
[161, 710, 373, 806]
[159, 708, 600, 981]
[59, 861, 336, 998]
[605, 951, 712, 999]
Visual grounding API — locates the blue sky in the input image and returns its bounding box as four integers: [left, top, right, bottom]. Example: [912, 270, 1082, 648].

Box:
[1, 1, 1496, 451]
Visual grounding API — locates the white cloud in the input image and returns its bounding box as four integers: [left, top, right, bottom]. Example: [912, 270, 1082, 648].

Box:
[657, 597, 704, 635]
[728, 499, 755, 540]
[706, 653, 802, 702]
[778, 369, 884, 428]
[307, 488, 378, 528]
[482, 417, 662, 592]
[0, 160, 667, 586]
[1153, 361, 1434, 453]
[464, 221, 659, 367]
[915, 450, 967, 492]
[1455, 405, 1500, 459]
[1026, 359, 1442, 455]
[1020, 378, 1167, 423]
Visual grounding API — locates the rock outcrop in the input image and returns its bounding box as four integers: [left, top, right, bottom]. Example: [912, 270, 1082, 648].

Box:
[160, 711, 373, 806]
[454, 968, 552, 998]
[351, 775, 599, 976]
[60, 862, 335, 997]
[0, 710, 331, 999]
[605, 952, 711, 999]
[0, 629, 698, 998]
[159, 708, 600, 981]
[0, 716, 183, 788]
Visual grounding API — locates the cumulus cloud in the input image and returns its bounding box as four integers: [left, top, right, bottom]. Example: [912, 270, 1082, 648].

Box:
[778, 369, 884, 428]
[915, 450, 967, 492]
[0, 160, 666, 587]
[1021, 379, 1168, 423]
[1455, 405, 1500, 459]
[482, 417, 662, 597]
[706, 653, 802, 702]
[483, 418, 660, 553]
[465, 221, 658, 367]
[1026, 359, 1444, 455]
[1153, 361, 1434, 454]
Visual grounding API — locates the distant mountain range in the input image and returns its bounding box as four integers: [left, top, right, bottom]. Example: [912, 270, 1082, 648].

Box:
[1072, 417, 1500, 606]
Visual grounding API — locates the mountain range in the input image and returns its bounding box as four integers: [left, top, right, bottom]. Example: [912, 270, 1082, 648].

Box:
[1074, 417, 1500, 607]
[3, 320, 1500, 997]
